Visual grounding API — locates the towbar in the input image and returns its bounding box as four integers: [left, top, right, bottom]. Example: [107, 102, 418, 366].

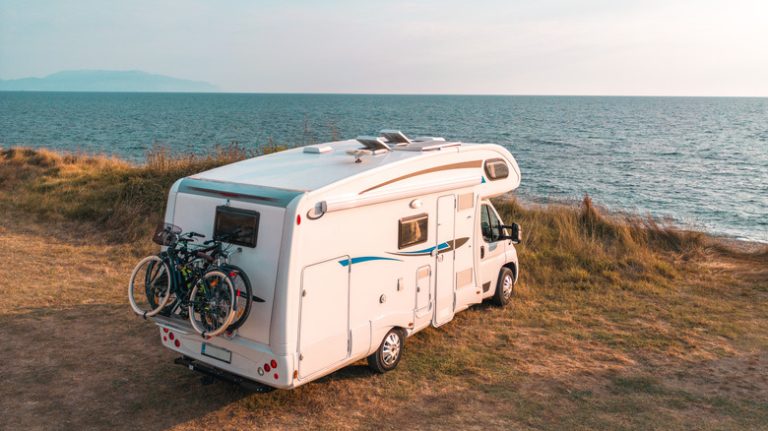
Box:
[174, 356, 274, 393]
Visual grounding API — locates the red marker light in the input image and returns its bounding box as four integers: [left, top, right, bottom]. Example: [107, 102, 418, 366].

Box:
[163, 328, 169, 333]
[169, 332, 175, 340]
[270, 359, 277, 368]
[273, 373, 279, 380]
[264, 364, 271, 372]
[163, 336, 167, 342]
[296, 214, 301, 225]
[174, 339, 180, 348]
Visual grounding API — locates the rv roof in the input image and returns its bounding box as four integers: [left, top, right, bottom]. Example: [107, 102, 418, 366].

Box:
[190, 138, 489, 192]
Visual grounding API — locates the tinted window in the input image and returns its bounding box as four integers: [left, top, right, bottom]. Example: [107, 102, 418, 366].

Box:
[399, 213, 428, 249]
[214, 206, 259, 248]
[484, 158, 510, 181]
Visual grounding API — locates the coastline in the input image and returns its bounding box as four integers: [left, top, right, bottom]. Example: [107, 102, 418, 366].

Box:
[2, 146, 767, 429]
[1, 144, 765, 247]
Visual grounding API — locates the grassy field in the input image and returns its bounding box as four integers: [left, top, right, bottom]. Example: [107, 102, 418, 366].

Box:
[1, 147, 767, 430]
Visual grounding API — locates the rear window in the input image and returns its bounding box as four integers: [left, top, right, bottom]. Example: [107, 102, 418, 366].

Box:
[214, 206, 259, 248]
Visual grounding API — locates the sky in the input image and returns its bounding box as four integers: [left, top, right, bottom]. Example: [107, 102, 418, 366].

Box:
[1, 0, 767, 96]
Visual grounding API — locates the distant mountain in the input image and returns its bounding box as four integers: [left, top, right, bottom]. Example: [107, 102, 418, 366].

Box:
[0, 70, 217, 92]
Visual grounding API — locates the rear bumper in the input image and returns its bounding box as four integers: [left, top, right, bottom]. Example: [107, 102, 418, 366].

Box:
[153, 315, 296, 389]
[174, 356, 275, 392]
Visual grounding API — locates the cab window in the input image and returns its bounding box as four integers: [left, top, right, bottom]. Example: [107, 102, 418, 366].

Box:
[480, 204, 501, 242]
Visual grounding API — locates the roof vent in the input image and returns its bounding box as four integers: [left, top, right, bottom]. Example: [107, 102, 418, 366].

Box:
[303, 145, 333, 154]
[348, 136, 391, 163]
[355, 136, 391, 152]
[379, 130, 411, 145]
[413, 136, 446, 142]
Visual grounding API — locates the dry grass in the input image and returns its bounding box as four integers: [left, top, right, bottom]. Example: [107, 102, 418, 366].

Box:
[1, 148, 767, 430]
[0, 144, 284, 241]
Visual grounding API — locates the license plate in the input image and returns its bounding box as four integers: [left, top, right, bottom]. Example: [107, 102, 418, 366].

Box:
[201, 343, 231, 363]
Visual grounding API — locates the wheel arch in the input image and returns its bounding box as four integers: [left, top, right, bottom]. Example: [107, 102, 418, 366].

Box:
[503, 261, 518, 284]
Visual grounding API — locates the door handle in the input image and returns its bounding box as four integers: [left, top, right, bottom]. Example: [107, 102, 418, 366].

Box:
[480, 246, 485, 259]
[437, 254, 444, 262]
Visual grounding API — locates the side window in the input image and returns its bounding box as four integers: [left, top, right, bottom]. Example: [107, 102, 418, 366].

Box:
[399, 213, 428, 249]
[484, 158, 510, 181]
[481, 204, 501, 243]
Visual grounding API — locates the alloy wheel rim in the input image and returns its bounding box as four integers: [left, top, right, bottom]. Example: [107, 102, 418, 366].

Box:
[381, 333, 401, 366]
[502, 274, 513, 299]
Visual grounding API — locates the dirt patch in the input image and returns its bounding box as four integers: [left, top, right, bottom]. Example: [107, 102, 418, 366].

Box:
[2, 204, 767, 429]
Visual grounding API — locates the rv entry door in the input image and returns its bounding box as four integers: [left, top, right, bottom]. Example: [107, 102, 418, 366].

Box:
[433, 195, 456, 327]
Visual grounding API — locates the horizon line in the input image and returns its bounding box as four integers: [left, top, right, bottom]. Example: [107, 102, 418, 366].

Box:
[1, 89, 767, 98]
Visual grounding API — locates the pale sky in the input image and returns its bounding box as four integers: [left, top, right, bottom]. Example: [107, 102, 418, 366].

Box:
[1, 0, 767, 96]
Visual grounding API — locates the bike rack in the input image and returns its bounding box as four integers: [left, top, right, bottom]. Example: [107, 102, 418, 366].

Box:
[174, 356, 275, 393]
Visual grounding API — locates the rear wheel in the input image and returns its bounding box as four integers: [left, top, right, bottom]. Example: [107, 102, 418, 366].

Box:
[128, 255, 172, 318]
[221, 264, 253, 331]
[367, 328, 404, 373]
[188, 270, 236, 338]
[493, 267, 515, 307]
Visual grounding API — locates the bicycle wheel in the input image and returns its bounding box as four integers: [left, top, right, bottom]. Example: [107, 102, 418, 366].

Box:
[188, 270, 236, 337]
[222, 264, 253, 331]
[128, 255, 172, 318]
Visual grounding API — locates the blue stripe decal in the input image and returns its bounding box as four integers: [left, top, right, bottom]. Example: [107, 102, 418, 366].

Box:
[339, 256, 403, 267]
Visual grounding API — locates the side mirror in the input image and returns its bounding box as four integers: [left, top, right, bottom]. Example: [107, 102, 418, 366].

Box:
[498, 223, 522, 244]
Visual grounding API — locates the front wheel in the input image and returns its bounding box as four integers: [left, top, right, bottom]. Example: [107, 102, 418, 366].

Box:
[493, 267, 515, 307]
[367, 328, 404, 373]
[188, 270, 236, 338]
[128, 255, 172, 318]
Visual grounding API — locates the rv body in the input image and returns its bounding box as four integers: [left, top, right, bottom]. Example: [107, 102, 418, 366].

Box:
[154, 134, 521, 389]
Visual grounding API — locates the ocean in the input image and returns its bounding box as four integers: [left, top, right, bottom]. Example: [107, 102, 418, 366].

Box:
[0, 92, 766, 243]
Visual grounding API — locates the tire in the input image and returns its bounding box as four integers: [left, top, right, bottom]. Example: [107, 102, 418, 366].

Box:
[128, 255, 172, 318]
[188, 270, 236, 338]
[221, 264, 253, 331]
[493, 266, 515, 307]
[367, 328, 404, 373]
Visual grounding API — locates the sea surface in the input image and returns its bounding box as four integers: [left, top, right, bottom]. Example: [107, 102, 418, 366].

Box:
[1, 92, 766, 242]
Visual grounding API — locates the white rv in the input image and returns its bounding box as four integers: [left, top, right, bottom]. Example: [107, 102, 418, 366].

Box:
[155, 131, 522, 389]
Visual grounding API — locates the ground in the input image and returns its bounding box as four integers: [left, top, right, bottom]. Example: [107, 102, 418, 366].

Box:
[2, 213, 767, 431]
[2, 148, 767, 430]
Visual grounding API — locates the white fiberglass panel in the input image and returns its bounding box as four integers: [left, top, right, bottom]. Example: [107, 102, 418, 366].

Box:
[171, 192, 285, 345]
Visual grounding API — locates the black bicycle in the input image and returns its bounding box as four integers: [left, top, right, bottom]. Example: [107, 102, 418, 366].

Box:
[128, 223, 242, 338]
[195, 235, 254, 332]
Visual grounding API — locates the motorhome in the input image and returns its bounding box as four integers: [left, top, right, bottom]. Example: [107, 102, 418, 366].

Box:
[155, 130, 522, 389]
